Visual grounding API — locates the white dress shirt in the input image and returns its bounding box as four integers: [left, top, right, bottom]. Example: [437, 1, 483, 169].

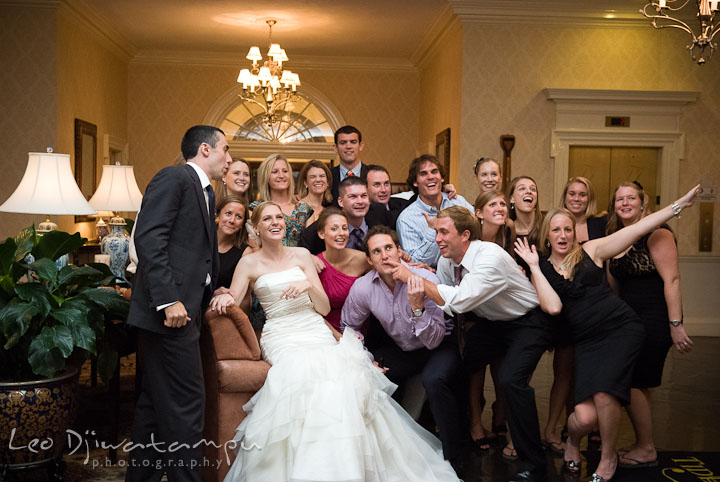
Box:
[436, 240, 539, 321]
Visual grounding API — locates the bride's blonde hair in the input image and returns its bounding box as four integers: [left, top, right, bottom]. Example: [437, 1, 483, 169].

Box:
[249, 201, 284, 247]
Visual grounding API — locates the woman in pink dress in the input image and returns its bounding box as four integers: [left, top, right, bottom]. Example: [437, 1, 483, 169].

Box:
[316, 207, 370, 333]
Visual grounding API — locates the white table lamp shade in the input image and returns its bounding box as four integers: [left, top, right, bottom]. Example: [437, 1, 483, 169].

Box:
[0, 151, 95, 215]
[88, 165, 143, 212]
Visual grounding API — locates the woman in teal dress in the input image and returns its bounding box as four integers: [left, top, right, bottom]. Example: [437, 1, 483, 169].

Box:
[248, 153, 312, 247]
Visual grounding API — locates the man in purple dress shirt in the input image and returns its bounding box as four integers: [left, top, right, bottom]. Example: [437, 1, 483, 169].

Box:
[341, 225, 466, 473]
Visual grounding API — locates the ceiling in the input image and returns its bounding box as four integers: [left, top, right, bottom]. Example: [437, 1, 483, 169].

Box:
[77, 0, 652, 60]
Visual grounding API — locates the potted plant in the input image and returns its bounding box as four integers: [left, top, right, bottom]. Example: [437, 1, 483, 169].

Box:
[0, 226, 129, 474]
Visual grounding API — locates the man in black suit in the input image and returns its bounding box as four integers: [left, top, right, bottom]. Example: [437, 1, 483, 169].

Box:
[330, 125, 369, 204]
[300, 176, 387, 254]
[365, 164, 410, 230]
[125, 125, 231, 482]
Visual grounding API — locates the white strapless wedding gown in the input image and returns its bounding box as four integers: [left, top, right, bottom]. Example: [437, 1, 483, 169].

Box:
[223, 266, 460, 482]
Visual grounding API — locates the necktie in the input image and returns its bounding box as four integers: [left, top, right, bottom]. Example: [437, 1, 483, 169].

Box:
[454, 265, 467, 355]
[206, 184, 216, 219]
[348, 228, 364, 250]
[346, 171, 355, 177]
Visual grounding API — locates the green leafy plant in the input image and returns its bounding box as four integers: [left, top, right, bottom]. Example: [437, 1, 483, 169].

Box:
[0, 226, 129, 382]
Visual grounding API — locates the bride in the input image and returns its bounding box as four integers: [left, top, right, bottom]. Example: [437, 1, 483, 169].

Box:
[210, 201, 460, 482]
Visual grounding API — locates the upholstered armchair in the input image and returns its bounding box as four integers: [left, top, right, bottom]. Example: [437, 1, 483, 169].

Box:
[200, 305, 270, 482]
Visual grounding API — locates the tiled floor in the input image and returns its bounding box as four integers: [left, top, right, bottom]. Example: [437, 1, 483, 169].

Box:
[7, 337, 720, 482]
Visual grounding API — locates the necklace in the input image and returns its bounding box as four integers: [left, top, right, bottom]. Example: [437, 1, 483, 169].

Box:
[549, 258, 566, 272]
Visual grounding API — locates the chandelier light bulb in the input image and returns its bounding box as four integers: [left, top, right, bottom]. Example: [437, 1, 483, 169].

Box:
[268, 43, 283, 58]
[236, 18, 301, 126]
[257, 66, 272, 84]
[246, 46, 262, 62]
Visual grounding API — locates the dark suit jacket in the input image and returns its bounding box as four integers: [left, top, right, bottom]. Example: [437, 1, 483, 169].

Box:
[127, 164, 219, 335]
[330, 163, 370, 206]
[299, 203, 389, 255]
[373, 197, 411, 231]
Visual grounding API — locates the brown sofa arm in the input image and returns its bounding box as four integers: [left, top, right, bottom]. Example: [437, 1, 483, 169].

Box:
[203, 305, 261, 361]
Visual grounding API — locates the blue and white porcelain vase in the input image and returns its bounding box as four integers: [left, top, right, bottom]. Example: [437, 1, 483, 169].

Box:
[101, 217, 129, 280]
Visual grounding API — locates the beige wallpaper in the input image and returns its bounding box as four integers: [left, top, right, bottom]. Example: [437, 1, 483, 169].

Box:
[298, 69, 420, 183]
[127, 63, 420, 191]
[458, 24, 720, 256]
[56, 6, 130, 238]
[0, 6, 58, 240]
[418, 18, 464, 186]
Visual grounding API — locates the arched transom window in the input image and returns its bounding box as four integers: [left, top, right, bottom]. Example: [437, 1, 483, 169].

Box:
[220, 93, 334, 144]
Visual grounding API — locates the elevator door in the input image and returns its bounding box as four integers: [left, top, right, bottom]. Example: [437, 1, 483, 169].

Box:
[569, 146, 660, 214]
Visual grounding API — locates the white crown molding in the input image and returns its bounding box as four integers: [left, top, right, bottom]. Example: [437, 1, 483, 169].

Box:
[131, 50, 416, 72]
[0, 0, 59, 8]
[448, 0, 650, 28]
[545, 88, 700, 106]
[411, 3, 461, 69]
[57, 0, 136, 61]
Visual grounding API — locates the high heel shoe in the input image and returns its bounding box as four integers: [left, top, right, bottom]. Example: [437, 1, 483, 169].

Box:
[587, 473, 612, 482]
[563, 459, 581, 475]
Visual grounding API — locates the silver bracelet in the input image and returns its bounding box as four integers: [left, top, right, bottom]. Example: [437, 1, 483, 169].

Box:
[671, 202, 682, 217]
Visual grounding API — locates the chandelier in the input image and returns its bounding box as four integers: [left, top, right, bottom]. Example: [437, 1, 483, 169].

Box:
[237, 19, 301, 125]
[640, 0, 720, 64]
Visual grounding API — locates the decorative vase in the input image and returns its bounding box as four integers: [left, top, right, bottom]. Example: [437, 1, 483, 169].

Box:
[101, 217, 129, 280]
[0, 369, 79, 470]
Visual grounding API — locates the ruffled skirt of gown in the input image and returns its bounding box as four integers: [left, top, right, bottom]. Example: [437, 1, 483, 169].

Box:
[223, 267, 459, 482]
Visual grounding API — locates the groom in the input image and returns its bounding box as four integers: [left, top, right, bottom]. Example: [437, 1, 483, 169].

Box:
[126, 125, 231, 482]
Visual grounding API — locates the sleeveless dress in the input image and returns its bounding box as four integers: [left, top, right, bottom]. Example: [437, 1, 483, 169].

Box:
[608, 226, 674, 388]
[223, 267, 460, 482]
[317, 252, 360, 333]
[540, 251, 645, 405]
[248, 201, 313, 247]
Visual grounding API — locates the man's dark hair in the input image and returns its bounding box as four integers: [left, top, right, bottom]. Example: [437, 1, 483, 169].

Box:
[181, 125, 224, 161]
[338, 176, 367, 197]
[366, 164, 390, 177]
[334, 125, 362, 144]
[406, 154, 445, 194]
[362, 224, 401, 257]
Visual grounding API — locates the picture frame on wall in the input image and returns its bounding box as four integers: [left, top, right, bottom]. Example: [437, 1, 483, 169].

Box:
[435, 128, 450, 179]
[74, 119, 98, 223]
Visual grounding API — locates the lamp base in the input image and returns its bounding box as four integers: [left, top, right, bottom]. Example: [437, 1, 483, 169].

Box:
[37, 216, 57, 236]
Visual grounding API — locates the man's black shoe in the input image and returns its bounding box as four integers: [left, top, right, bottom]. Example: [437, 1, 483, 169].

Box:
[508, 469, 546, 482]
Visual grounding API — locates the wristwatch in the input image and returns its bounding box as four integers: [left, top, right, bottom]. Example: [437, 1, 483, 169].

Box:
[412, 308, 424, 317]
[669, 319, 683, 327]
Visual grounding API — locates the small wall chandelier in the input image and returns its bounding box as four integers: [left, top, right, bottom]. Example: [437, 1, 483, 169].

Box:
[640, 0, 720, 64]
[237, 19, 301, 125]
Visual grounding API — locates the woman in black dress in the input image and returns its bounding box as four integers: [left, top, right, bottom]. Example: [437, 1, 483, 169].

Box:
[560, 176, 607, 244]
[606, 182, 693, 469]
[215, 195, 250, 288]
[514, 184, 700, 482]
